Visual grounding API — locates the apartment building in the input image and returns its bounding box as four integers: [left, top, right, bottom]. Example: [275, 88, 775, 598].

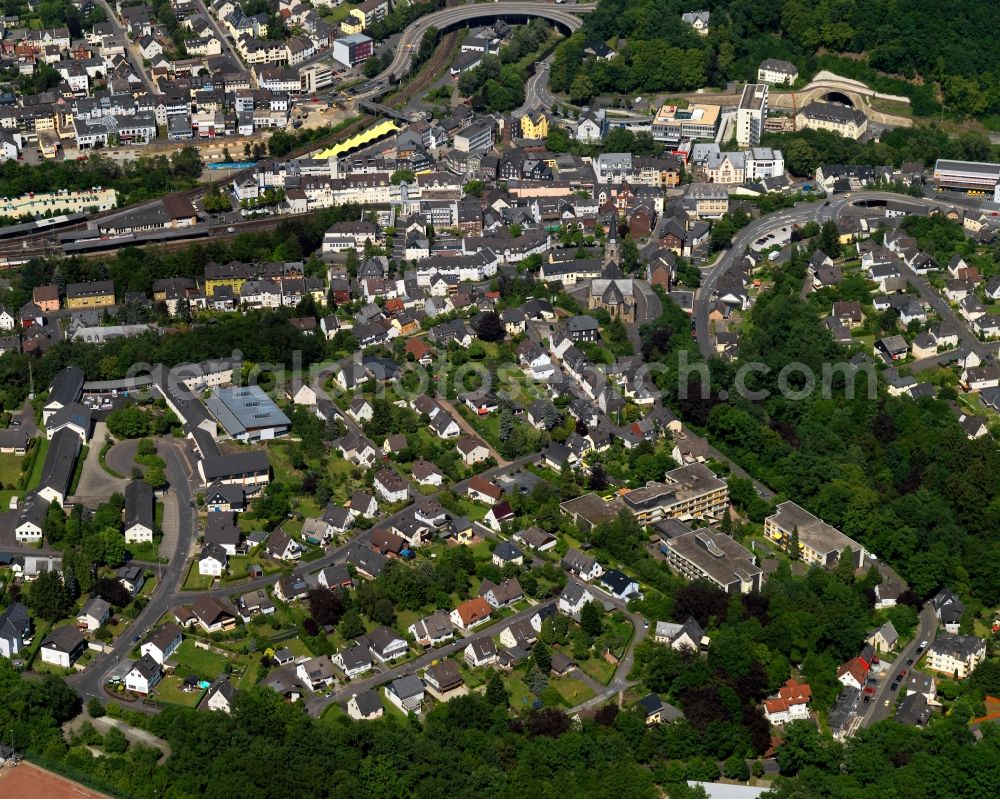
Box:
[764, 501, 866, 568]
[757, 58, 798, 86]
[926, 634, 986, 679]
[686, 183, 729, 219]
[658, 523, 762, 594]
[736, 83, 768, 148]
[651, 103, 721, 143]
[65, 280, 115, 309]
[621, 462, 729, 524]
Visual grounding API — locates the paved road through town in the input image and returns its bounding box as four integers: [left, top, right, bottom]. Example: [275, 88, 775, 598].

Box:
[859, 602, 937, 727]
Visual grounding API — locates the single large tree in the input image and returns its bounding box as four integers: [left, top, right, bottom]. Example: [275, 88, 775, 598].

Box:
[485, 673, 509, 707]
[475, 311, 505, 342]
[307, 587, 347, 627]
[580, 600, 603, 638]
[93, 577, 131, 608]
[29, 570, 73, 621]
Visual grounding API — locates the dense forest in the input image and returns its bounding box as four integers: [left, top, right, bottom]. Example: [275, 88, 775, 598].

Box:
[550, 0, 1000, 120]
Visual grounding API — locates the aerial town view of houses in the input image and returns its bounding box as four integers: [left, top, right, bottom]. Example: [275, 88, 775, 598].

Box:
[0, 0, 999, 798]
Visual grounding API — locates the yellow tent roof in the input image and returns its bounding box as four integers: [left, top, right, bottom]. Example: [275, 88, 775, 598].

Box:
[315, 119, 400, 159]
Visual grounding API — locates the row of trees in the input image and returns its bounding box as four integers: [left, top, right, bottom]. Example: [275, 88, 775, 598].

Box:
[0, 148, 203, 207]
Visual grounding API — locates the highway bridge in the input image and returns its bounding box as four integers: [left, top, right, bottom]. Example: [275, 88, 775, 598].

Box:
[353, 1, 596, 99]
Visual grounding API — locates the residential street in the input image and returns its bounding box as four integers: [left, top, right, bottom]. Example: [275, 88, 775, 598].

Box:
[68, 440, 197, 703]
[858, 603, 938, 728]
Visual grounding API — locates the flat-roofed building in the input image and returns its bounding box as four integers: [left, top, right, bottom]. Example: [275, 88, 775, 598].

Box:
[559, 492, 627, 532]
[197, 450, 270, 492]
[933, 159, 1000, 199]
[736, 83, 768, 148]
[205, 385, 290, 442]
[764, 501, 866, 568]
[621, 462, 728, 524]
[658, 523, 762, 594]
[651, 103, 721, 144]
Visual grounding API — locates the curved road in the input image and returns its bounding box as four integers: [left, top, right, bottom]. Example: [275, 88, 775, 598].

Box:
[517, 54, 557, 114]
[68, 439, 197, 705]
[364, 1, 595, 92]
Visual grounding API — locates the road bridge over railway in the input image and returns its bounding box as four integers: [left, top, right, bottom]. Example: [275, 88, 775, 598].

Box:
[353, 1, 595, 99]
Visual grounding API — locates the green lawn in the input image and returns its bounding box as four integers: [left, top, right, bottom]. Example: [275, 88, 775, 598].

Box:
[469, 540, 492, 561]
[394, 608, 424, 638]
[578, 656, 616, 685]
[181, 562, 216, 591]
[504, 674, 536, 709]
[322, 3, 355, 25]
[172, 639, 229, 679]
[0, 452, 24, 488]
[380, 688, 409, 719]
[126, 537, 162, 563]
[273, 636, 313, 659]
[24, 438, 49, 490]
[551, 676, 595, 706]
[153, 675, 207, 707]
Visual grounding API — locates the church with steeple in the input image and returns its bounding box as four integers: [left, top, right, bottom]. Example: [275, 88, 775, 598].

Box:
[586, 225, 636, 323]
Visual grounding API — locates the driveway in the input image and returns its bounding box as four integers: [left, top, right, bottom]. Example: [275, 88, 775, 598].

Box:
[105, 439, 140, 477]
[9, 399, 37, 439]
[72, 422, 127, 502]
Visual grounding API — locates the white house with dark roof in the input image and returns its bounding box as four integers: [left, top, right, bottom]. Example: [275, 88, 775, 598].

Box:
[141, 623, 183, 665]
[39, 626, 85, 668]
[347, 689, 384, 720]
[464, 637, 497, 667]
[558, 580, 596, 618]
[206, 676, 236, 713]
[76, 597, 111, 632]
[123, 479, 154, 543]
[125, 653, 163, 695]
[334, 642, 374, 678]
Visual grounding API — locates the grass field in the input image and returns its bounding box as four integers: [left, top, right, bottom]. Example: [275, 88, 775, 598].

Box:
[126, 538, 161, 563]
[173, 639, 229, 679]
[322, 3, 355, 25]
[504, 674, 536, 708]
[0, 452, 25, 488]
[578, 656, 616, 684]
[181, 562, 216, 591]
[551, 676, 595, 706]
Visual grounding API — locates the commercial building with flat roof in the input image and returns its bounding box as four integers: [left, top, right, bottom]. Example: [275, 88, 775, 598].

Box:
[205, 385, 290, 442]
[933, 159, 1000, 198]
[764, 501, 866, 568]
[621, 462, 728, 524]
[651, 103, 721, 143]
[197, 450, 270, 491]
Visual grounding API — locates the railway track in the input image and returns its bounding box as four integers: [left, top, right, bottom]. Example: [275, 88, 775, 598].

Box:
[383, 28, 460, 108]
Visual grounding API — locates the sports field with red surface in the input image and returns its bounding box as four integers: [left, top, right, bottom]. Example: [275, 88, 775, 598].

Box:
[0, 761, 113, 799]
